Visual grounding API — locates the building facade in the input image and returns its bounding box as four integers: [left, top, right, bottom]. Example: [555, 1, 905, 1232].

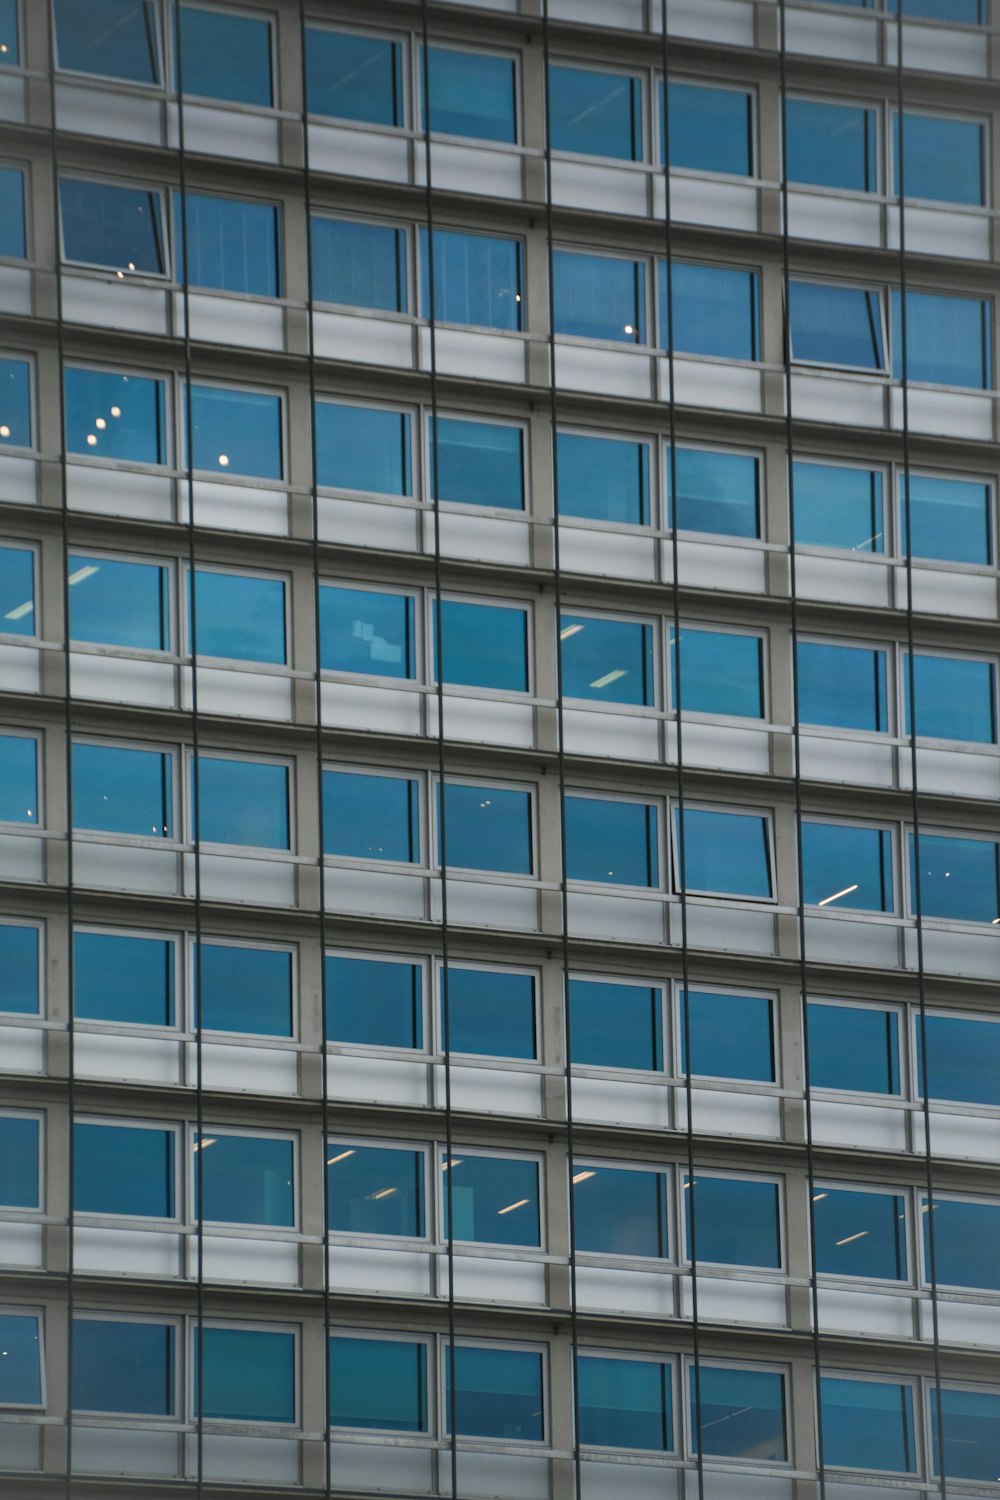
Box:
[1, 0, 1000, 1496]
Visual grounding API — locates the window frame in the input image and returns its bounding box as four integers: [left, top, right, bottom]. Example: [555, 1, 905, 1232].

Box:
[52, 0, 165, 86]
[806, 994, 906, 1101]
[811, 1179, 913, 1286]
[430, 591, 533, 697]
[569, 970, 669, 1076]
[0, 537, 39, 642]
[433, 773, 536, 877]
[433, 956, 540, 1063]
[70, 733, 174, 841]
[547, 57, 647, 164]
[186, 747, 295, 853]
[325, 1134, 431, 1244]
[674, 978, 779, 1086]
[71, 1309, 182, 1421]
[323, 762, 424, 868]
[190, 933, 298, 1042]
[189, 1316, 300, 1429]
[327, 1326, 432, 1436]
[0, 157, 29, 263]
[67, 545, 174, 656]
[185, 375, 286, 481]
[73, 1114, 181, 1225]
[324, 945, 429, 1056]
[0, 1107, 43, 1212]
[801, 814, 898, 915]
[576, 1346, 678, 1455]
[559, 605, 660, 710]
[552, 244, 651, 348]
[0, 727, 41, 828]
[671, 799, 776, 903]
[664, 437, 764, 541]
[668, 618, 769, 722]
[565, 787, 664, 893]
[73, 922, 181, 1034]
[905, 823, 999, 924]
[303, 21, 409, 129]
[0, 348, 35, 452]
[438, 1144, 545, 1251]
[425, 408, 529, 515]
[416, 37, 521, 146]
[891, 104, 989, 208]
[918, 1189, 1000, 1294]
[902, 644, 998, 746]
[171, 1, 278, 112]
[314, 394, 415, 499]
[657, 74, 757, 179]
[795, 631, 892, 735]
[183, 560, 290, 667]
[818, 1368, 921, 1477]
[441, 1337, 548, 1446]
[791, 452, 889, 556]
[57, 172, 170, 279]
[788, 276, 888, 374]
[685, 1356, 791, 1466]
[572, 1156, 673, 1265]
[64, 358, 172, 470]
[0, 915, 43, 1017]
[308, 210, 412, 317]
[683, 1167, 786, 1272]
[0, 1304, 44, 1411]
[895, 464, 994, 570]
[189, 1123, 299, 1231]
[417, 223, 525, 332]
[555, 422, 657, 531]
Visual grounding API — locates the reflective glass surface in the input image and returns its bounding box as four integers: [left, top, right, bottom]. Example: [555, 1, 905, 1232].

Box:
[691, 1366, 786, 1460]
[797, 643, 888, 731]
[677, 808, 772, 898]
[327, 1143, 424, 1237]
[65, 367, 166, 464]
[68, 553, 169, 650]
[0, 1115, 38, 1208]
[665, 81, 752, 175]
[569, 978, 663, 1071]
[323, 770, 419, 862]
[918, 1012, 1000, 1106]
[807, 1002, 901, 1095]
[316, 403, 411, 495]
[0, 0, 18, 65]
[660, 262, 759, 360]
[787, 98, 877, 191]
[196, 942, 293, 1038]
[895, 111, 984, 205]
[438, 782, 532, 874]
[553, 251, 646, 343]
[0, 166, 25, 259]
[793, 461, 884, 552]
[802, 821, 893, 911]
[672, 628, 764, 717]
[305, 30, 403, 125]
[891, 289, 991, 388]
[422, 46, 516, 143]
[686, 1176, 781, 1268]
[72, 742, 172, 837]
[74, 1122, 175, 1217]
[191, 569, 286, 664]
[902, 474, 991, 565]
[821, 1377, 916, 1473]
[556, 432, 650, 525]
[578, 1355, 673, 1451]
[74, 930, 174, 1026]
[435, 600, 528, 691]
[328, 1337, 427, 1431]
[0, 733, 36, 823]
[905, 653, 996, 743]
[933, 1387, 1000, 1481]
[177, 5, 272, 106]
[910, 832, 999, 923]
[669, 447, 759, 538]
[565, 795, 658, 888]
[0, 1313, 41, 1405]
[72, 1320, 174, 1416]
[447, 1345, 544, 1441]
[198, 1327, 295, 1423]
[54, 0, 160, 84]
[549, 66, 641, 160]
[443, 1153, 540, 1246]
[433, 417, 523, 510]
[681, 989, 774, 1081]
[560, 614, 654, 705]
[925, 1198, 1000, 1290]
[327, 953, 423, 1049]
[0, 546, 34, 635]
[889, 0, 983, 15]
[0, 357, 30, 448]
[311, 217, 407, 312]
[189, 384, 282, 478]
[320, 585, 415, 678]
[814, 1188, 907, 1280]
[419, 229, 522, 329]
[59, 178, 165, 273]
[175, 192, 280, 296]
[790, 282, 884, 369]
[573, 1164, 669, 1257]
[444, 965, 536, 1060]
[196, 1133, 294, 1227]
[194, 756, 289, 849]
[0, 923, 39, 1014]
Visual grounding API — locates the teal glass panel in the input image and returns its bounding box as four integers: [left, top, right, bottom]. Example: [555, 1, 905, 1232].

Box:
[177, 5, 272, 106]
[909, 832, 999, 923]
[660, 262, 759, 360]
[54, 0, 159, 83]
[0, 1115, 38, 1207]
[72, 742, 172, 837]
[435, 600, 528, 691]
[891, 289, 991, 389]
[672, 628, 763, 717]
[74, 930, 174, 1026]
[685, 1176, 781, 1268]
[0, 546, 34, 635]
[422, 46, 516, 143]
[665, 81, 752, 175]
[565, 796, 658, 888]
[432, 417, 523, 510]
[573, 1164, 669, 1258]
[786, 99, 877, 191]
[60, 178, 164, 273]
[74, 1122, 174, 1217]
[197, 1327, 295, 1423]
[901, 474, 991, 565]
[73, 1320, 174, 1415]
[65, 367, 165, 463]
[0, 1313, 41, 1405]
[560, 614, 654, 705]
[68, 553, 169, 650]
[438, 783, 532, 874]
[681, 990, 774, 1082]
[792, 461, 884, 552]
[328, 1336, 427, 1431]
[553, 251, 646, 343]
[556, 432, 650, 525]
[802, 822, 893, 911]
[191, 570, 286, 664]
[676, 808, 772, 897]
[447, 1346, 544, 1440]
[326, 953, 422, 1049]
[0, 923, 39, 1014]
[905, 654, 996, 743]
[669, 447, 759, 538]
[443, 1153, 540, 1247]
[806, 1002, 900, 1095]
[691, 1366, 786, 1460]
[315, 403, 411, 496]
[918, 1012, 1000, 1106]
[194, 756, 289, 849]
[578, 1355, 673, 1451]
[320, 585, 415, 678]
[569, 978, 663, 1072]
[196, 1134, 294, 1227]
[550, 66, 641, 160]
[305, 30, 402, 125]
[327, 1143, 424, 1236]
[814, 1188, 908, 1279]
[821, 1377, 916, 1473]
[419, 229, 522, 329]
[323, 770, 419, 862]
[797, 643, 888, 731]
[443, 966, 536, 1060]
[196, 942, 293, 1038]
[310, 217, 407, 312]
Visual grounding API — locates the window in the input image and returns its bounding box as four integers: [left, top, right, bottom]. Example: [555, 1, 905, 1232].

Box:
[675, 807, 773, 898]
[901, 473, 991, 566]
[889, 0, 983, 17]
[0, 166, 25, 260]
[326, 952, 423, 1049]
[0, 922, 39, 1014]
[570, 977, 663, 1072]
[820, 1376, 916, 1473]
[664, 81, 752, 176]
[195, 941, 293, 1038]
[176, 4, 272, 107]
[932, 1386, 1000, 1482]
[565, 794, 659, 888]
[905, 653, 996, 744]
[442, 1152, 540, 1247]
[672, 628, 764, 718]
[561, 613, 655, 706]
[419, 229, 522, 330]
[802, 820, 893, 911]
[0, 732, 37, 823]
[310, 217, 407, 313]
[691, 1365, 786, 1461]
[432, 417, 524, 511]
[807, 1001, 901, 1095]
[549, 65, 641, 161]
[438, 781, 532, 874]
[196, 1132, 295, 1228]
[894, 111, 985, 206]
[578, 1354, 673, 1451]
[71, 740, 172, 837]
[446, 1344, 544, 1442]
[323, 769, 420, 863]
[918, 1011, 1000, 1107]
[68, 552, 169, 651]
[789, 281, 885, 370]
[786, 98, 877, 192]
[442, 964, 536, 1061]
[435, 599, 528, 692]
[0, 1311, 41, 1406]
[0, 1113, 39, 1208]
[305, 30, 403, 126]
[59, 178, 166, 275]
[797, 642, 888, 732]
[64, 366, 166, 464]
[319, 584, 414, 679]
[328, 1335, 427, 1432]
[190, 569, 286, 664]
[188, 384, 282, 479]
[556, 432, 650, 526]
[54, 0, 161, 85]
[0, 357, 31, 448]
[327, 1142, 424, 1237]
[72, 1318, 175, 1416]
[175, 192, 281, 297]
[0, 0, 18, 66]
[681, 988, 774, 1082]
[813, 1187, 907, 1279]
[793, 460, 885, 553]
[573, 1163, 669, 1258]
[686, 1175, 781, 1268]
[909, 832, 999, 923]
[553, 251, 645, 344]
[74, 930, 175, 1026]
[668, 446, 759, 538]
[925, 1196, 1000, 1291]
[193, 755, 289, 849]
[74, 1121, 175, 1218]
[197, 1326, 295, 1424]
[0, 544, 34, 635]
[422, 46, 516, 144]
[315, 402, 411, 497]
[660, 262, 760, 361]
[891, 289, 992, 389]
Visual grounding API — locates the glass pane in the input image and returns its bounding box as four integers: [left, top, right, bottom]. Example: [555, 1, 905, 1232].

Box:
[797, 643, 888, 731]
[556, 432, 650, 526]
[786, 99, 877, 191]
[68, 553, 169, 650]
[423, 46, 516, 143]
[0, 357, 31, 448]
[436, 601, 528, 691]
[60, 178, 165, 274]
[311, 217, 406, 312]
[691, 1366, 786, 1460]
[578, 1355, 673, 1451]
[821, 1377, 916, 1473]
[54, 0, 160, 84]
[177, 5, 272, 106]
[553, 251, 645, 343]
[197, 1134, 294, 1227]
[677, 808, 772, 898]
[443, 1154, 539, 1247]
[198, 1327, 295, 1423]
[305, 30, 402, 125]
[0, 166, 25, 258]
[72, 743, 172, 837]
[0, 1115, 39, 1207]
[0, 0, 18, 66]
[561, 614, 654, 706]
[191, 570, 286, 664]
[0, 923, 39, 1015]
[910, 832, 999, 923]
[681, 990, 774, 1082]
[176, 192, 280, 296]
[443, 966, 536, 1060]
[550, 66, 641, 161]
[926, 1198, 1000, 1290]
[315, 403, 411, 496]
[565, 795, 658, 888]
[895, 112, 984, 205]
[672, 628, 763, 718]
[918, 1013, 1000, 1106]
[323, 770, 419, 862]
[189, 385, 282, 479]
[0, 546, 34, 636]
[419, 229, 522, 330]
[72, 1320, 174, 1416]
[790, 282, 884, 369]
[573, 1164, 668, 1257]
[74, 1122, 175, 1217]
[0, 734, 36, 823]
[814, 1188, 907, 1279]
[902, 474, 991, 565]
[0, 1313, 41, 1405]
[933, 1387, 1000, 1480]
[328, 1337, 426, 1431]
[807, 1002, 900, 1095]
[65, 367, 166, 464]
[74, 930, 174, 1026]
[686, 1176, 780, 1268]
[194, 756, 289, 849]
[326, 953, 422, 1049]
[327, 1143, 424, 1237]
[196, 943, 293, 1038]
[669, 447, 759, 538]
[432, 417, 523, 510]
[905, 654, 996, 743]
[661, 262, 759, 361]
[666, 81, 752, 175]
[889, 0, 983, 17]
[802, 822, 893, 911]
[448, 1346, 544, 1441]
[793, 461, 884, 553]
[891, 289, 991, 389]
[570, 978, 662, 1071]
[438, 783, 532, 874]
[320, 585, 415, 678]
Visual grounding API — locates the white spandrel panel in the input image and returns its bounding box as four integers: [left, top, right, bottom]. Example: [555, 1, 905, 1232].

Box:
[784, 7, 880, 64]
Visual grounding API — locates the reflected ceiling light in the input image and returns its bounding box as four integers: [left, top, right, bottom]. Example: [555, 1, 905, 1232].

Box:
[817, 883, 859, 907]
[127, 262, 136, 271]
[623, 323, 634, 334]
[0, 426, 9, 438]
[560, 623, 584, 641]
[835, 1230, 869, 1246]
[116, 270, 125, 280]
[590, 668, 627, 689]
[110, 406, 122, 418]
[192, 1137, 217, 1151]
[812, 1192, 828, 1202]
[326, 1149, 355, 1165]
[993, 917, 1000, 925]
[68, 565, 99, 586]
[370, 1187, 399, 1200]
[497, 1198, 530, 1215]
[217, 454, 230, 467]
[440, 1158, 462, 1171]
[95, 418, 107, 430]
[86, 434, 98, 446]
[571, 1170, 595, 1184]
[4, 601, 33, 621]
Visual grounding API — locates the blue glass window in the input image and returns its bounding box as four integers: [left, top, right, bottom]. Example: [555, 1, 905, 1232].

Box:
[0, 733, 36, 824]
[561, 614, 654, 706]
[821, 1377, 916, 1473]
[672, 628, 764, 718]
[681, 990, 774, 1082]
[909, 832, 999, 923]
[438, 782, 532, 874]
[74, 1122, 175, 1217]
[0, 357, 31, 448]
[0, 0, 18, 66]
[890, 0, 983, 16]
[0, 546, 34, 635]
[553, 251, 646, 344]
[556, 432, 650, 526]
[59, 178, 165, 274]
[793, 461, 884, 553]
[895, 112, 984, 206]
[197, 1327, 295, 1423]
[435, 600, 528, 692]
[443, 1153, 540, 1247]
[65, 367, 166, 464]
[573, 1164, 669, 1258]
[925, 1197, 1000, 1291]
[790, 282, 885, 370]
[686, 1176, 781, 1268]
[660, 262, 760, 361]
[327, 1143, 424, 1237]
[447, 1345, 544, 1442]
[196, 942, 293, 1038]
[932, 1387, 1000, 1482]
[569, 978, 663, 1072]
[902, 474, 991, 566]
[0, 923, 39, 1015]
[0, 1115, 39, 1208]
[807, 1002, 900, 1095]
[320, 585, 415, 679]
[326, 953, 422, 1049]
[72, 1319, 174, 1416]
[669, 447, 759, 538]
[305, 31, 402, 126]
[177, 5, 272, 107]
[329, 1336, 427, 1431]
[311, 217, 407, 312]
[190, 570, 286, 664]
[419, 230, 522, 330]
[175, 192, 280, 297]
[196, 1133, 294, 1228]
[189, 385, 282, 479]
[0, 166, 25, 259]
[918, 1012, 1000, 1107]
[549, 66, 641, 161]
[802, 821, 893, 911]
[0, 1313, 41, 1406]
[578, 1355, 673, 1451]
[905, 654, 996, 744]
[324, 770, 419, 863]
[316, 402, 411, 496]
[432, 417, 524, 510]
[68, 553, 169, 651]
[664, 82, 752, 176]
[422, 47, 516, 144]
[786, 99, 877, 192]
[814, 1188, 907, 1279]
[565, 795, 658, 888]
[691, 1366, 786, 1461]
[193, 756, 289, 850]
[797, 642, 888, 732]
[74, 930, 174, 1026]
[54, 0, 160, 84]
[891, 289, 991, 389]
[676, 808, 773, 898]
[443, 966, 536, 1061]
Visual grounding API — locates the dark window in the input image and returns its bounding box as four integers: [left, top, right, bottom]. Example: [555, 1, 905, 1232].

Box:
[821, 1376, 916, 1474]
[311, 217, 407, 313]
[193, 756, 289, 850]
[891, 289, 992, 389]
[68, 553, 169, 652]
[786, 99, 877, 192]
[797, 643, 888, 732]
[443, 965, 536, 1060]
[660, 262, 760, 360]
[419, 229, 522, 330]
[932, 1387, 1000, 1482]
[549, 65, 642, 161]
[925, 1197, 1000, 1291]
[789, 281, 885, 370]
[0, 923, 39, 1015]
[71, 742, 172, 838]
[918, 1012, 1000, 1107]
[54, 0, 160, 85]
[0, 1312, 41, 1406]
[196, 1133, 294, 1228]
[422, 46, 516, 144]
[686, 1176, 781, 1268]
[0, 0, 18, 66]
[189, 385, 283, 479]
[560, 614, 655, 706]
[681, 989, 774, 1082]
[72, 1319, 175, 1416]
[176, 5, 272, 107]
[0, 357, 31, 448]
[73, 1121, 175, 1217]
[326, 952, 423, 1049]
[447, 1345, 544, 1442]
[0, 1114, 39, 1208]
[196, 942, 293, 1038]
[305, 30, 403, 126]
[197, 1327, 295, 1423]
[74, 930, 175, 1026]
[676, 807, 773, 898]
[814, 1187, 908, 1280]
[0, 166, 25, 259]
[442, 1153, 540, 1247]
[691, 1366, 786, 1461]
